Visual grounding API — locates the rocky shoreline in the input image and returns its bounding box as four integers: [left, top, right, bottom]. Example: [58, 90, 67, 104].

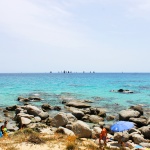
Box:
[0, 96, 150, 149]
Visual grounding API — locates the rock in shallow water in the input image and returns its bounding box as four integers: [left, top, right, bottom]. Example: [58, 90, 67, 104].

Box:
[66, 101, 91, 108]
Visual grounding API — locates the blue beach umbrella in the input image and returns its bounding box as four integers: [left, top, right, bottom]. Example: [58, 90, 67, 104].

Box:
[111, 121, 134, 132]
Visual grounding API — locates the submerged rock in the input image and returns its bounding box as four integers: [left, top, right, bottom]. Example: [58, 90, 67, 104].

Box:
[111, 89, 134, 94]
[66, 101, 91, 108]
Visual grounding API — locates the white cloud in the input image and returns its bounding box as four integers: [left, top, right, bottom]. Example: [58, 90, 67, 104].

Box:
[0, 0, 92, 48]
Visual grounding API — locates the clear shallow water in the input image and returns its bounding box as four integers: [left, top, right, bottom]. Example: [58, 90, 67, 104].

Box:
[0, 73, 150, 114]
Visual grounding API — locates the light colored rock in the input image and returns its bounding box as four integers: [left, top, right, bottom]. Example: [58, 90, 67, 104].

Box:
[34, 116, 41, 122]
[27, 123, 37, 128]
[51, 112, 68, 127]
[21, 117, 31, 125]
[140, 142, 150, 148]
[17, 113, 34, 119]
[66, 124, 73, 130]
[72, 120, 92, 138]
[114, 132, 130, 142]
[89, 115, 104, 124]
[66, 113, 77, 122]
[147, 117, 150, 125]
[22, 105, 49, 119]
[132, 133, 146, 144]
[56, 127, 75, 136]
[91, 127, 102, 138]
[119, 109, 140, 121]
[38, 112, 49, 120]
[7, 121, 19, 131]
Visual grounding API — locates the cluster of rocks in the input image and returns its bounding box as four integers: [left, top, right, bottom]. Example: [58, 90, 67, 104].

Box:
[110, 89, 134, 93]
[0, 100, 150, 149]
[17, 96, 42, 102]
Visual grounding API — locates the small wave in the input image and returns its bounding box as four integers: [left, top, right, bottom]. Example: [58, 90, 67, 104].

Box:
[68, 84, 85, 87]
[138, 86, 150, 90]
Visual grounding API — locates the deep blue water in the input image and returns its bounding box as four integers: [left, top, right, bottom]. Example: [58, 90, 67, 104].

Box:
[0, 73, 150, 114]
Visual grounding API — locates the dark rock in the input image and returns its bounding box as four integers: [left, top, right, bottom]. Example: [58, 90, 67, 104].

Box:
[72, 110, 84, 120]
[106, 115, 116, 121]
[6, 105, 18, 111]
[62, 100, 67, 104]
[118, 89, 124, 92]
[18, 96, 24, 101]
[41, 104, 51, 110]
[53, 106, 61, 111]
[139, 126, 150, 139]
[129, 117, 147, 127]
[118, 89, 133, 93]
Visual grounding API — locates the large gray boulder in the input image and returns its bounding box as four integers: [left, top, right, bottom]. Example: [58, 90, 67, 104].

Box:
[72, 120, 92, 138]
[51, 112, 68, 127]
[129, 117, 147, 127]
[23, 105, 49, 119]
[119, 109, 140, 121]
[66, 101, 91, 108]
[139, 126, 150, 139]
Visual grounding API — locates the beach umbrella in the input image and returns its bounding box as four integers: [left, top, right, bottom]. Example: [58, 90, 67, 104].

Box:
[111, 121, 134, 132]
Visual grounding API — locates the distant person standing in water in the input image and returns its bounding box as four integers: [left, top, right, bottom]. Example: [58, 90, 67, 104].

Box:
[99, 125, 107, 146]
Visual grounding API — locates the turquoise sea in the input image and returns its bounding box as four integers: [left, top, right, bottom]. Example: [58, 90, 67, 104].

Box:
[0, 73, 150, 115]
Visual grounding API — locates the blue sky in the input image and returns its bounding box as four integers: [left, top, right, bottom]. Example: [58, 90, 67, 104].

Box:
[0, 0, 150, 73]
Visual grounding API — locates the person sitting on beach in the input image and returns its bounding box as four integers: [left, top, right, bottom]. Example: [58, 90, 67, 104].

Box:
[0, 126, 3, 138]
[99, 125, 107, 146]
[1, 125, 8, 137]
